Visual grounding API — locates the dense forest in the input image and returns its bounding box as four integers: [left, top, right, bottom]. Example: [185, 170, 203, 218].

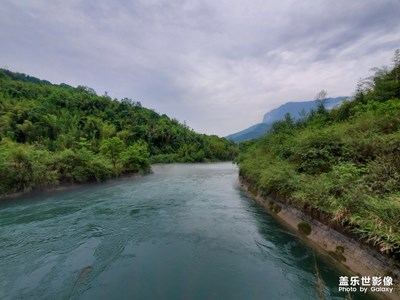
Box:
[0, 69, 237, 196]
[237, 50, 400, 259]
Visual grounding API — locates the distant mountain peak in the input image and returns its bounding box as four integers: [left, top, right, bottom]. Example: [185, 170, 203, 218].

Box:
[262, 97, 344, 123]
[226, 97, 346, 143]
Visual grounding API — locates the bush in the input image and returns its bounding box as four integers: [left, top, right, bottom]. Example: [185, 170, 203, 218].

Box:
[122, 141, 151, 173]
[54, 149, 112, 183]
[292, 131, 345, 174]
[298, 221, 312, 235]
[258, 160, 297, 199]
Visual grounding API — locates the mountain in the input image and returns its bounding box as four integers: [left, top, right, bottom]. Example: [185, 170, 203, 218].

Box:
[262, 97, 345, 123]
[226, 97, 345, 143]
[225, 123, 272, 144]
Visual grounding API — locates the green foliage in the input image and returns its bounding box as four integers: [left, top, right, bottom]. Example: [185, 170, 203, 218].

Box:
[54, 149, 113, 183]
[238, 51, 400, 258]
[100, 137, 125, 169]
[0, 140, 57, 193]
[122, 141, 151, 173]
[268, 202, 282, 214]
[0, 68, 237, 196]
[292, 131, 347, 175]
[298, 221, 312, 235]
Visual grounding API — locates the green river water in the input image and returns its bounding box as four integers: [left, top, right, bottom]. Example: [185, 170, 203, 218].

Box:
[0, 163, 376, 299]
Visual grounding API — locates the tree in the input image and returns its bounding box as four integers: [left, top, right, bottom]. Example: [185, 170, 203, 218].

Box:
[271, 113, 295, 135]
[100, 137, 125, 169]
[393, 49, 400, 85]
[122, 141, 150, 173]
[392, 49, 400, 68]
[315, 90, 327, 101]
[0, 68, 239, 195]
[315, 90, 328, 115]
[284, 112, 294, 127]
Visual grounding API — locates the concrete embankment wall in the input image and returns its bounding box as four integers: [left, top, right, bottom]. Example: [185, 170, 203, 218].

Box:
[239, 178, 400, 300]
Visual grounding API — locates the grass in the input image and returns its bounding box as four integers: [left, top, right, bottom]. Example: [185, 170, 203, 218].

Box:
[238, 99, 400, 259]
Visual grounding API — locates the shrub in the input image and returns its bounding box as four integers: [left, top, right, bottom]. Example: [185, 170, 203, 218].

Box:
[122, 141, 151, 173]
[298, 221, 312, 235]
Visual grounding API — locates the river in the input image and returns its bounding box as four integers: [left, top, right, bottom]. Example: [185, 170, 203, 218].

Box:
[0, 163, 375, 299]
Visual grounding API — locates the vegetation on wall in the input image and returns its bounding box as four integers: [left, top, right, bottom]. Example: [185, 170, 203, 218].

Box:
[0, 69, 237, 196]
[237, 50, 400, 259]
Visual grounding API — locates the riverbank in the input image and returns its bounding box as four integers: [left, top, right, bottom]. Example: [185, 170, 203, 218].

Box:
[239, 177, 400, 300]
[0, 171, 145, 201]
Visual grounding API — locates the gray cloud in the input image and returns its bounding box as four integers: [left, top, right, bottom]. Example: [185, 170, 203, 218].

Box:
[1, 0, 399, 135]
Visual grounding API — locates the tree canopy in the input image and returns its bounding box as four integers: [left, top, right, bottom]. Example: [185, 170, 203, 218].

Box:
[0, 69, 237, 195]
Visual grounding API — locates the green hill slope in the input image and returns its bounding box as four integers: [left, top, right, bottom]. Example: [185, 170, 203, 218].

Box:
[236, 51, 400, 259]
[0, 69, 237, 196]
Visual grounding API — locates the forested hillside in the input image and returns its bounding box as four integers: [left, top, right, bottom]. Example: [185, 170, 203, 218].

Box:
[0, 69, 237, 196]
[237, 51, 400, 259]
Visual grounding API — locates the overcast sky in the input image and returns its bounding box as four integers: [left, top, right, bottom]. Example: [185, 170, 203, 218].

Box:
[1, 0, 399, 136]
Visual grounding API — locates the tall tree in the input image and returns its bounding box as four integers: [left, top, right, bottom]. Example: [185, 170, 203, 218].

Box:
[100, 137, 125, 169]
[315, 90, 328, 115]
